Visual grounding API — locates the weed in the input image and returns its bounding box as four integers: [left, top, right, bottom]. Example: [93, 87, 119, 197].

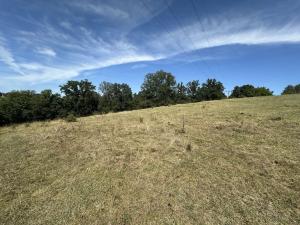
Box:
[176, 128, 186, 134]
[186, 143, 192, 151]
[271, 116, 282, 121]
[120, 212, 132, 225]
[215, 124, 224, 130]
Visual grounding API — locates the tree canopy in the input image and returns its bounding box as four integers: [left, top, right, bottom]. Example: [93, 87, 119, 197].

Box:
[200, 79, 226, 100]
[60, 79, 99, 116]
[99, 82, 133, 112]
[140, 70, 177, 107]
[282, 84, 300, 95]
[186, 80, 200, 102]
[230, 85, 273, 98]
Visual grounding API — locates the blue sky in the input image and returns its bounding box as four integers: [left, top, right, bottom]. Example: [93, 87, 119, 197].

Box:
[0, 0, 300, 95]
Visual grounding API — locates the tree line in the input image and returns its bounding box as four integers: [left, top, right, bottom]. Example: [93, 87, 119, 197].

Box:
[281, 84, 300, 95]
[0, 70, 298, 125]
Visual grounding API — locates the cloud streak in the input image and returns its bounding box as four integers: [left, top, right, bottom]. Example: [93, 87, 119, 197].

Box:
[0, 38, 24, 75]
[36, 47, 57, 57]
[70, 1, 129, 20]
[144, 12, 300, 56]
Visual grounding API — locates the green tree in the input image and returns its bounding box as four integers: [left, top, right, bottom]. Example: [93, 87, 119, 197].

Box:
[231, 85, 273, 98]
[131, 93, 144, 109]
[99, 82, 133, 112]
[140, 70, 176, 107]
[282, 85, 296, 95]
[231, 85, 256, 98]
[0, 90, 64, 125]
[199, 79, 226, 100]
[254, 87, 273, 96]
[0, 96, 8, 125]
[294, 84, 300, 93]
[230, 86, 242, 98]
[0, 91, 36, 124]
[60, 80, 99, 116]
[176, 82, 188, 103]
[186, 80, 200, 102]
[31, 90, 62, 120]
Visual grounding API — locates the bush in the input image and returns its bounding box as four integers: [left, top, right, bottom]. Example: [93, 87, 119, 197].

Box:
[230, 85, 273, 98]
[64, 114, 77, 122]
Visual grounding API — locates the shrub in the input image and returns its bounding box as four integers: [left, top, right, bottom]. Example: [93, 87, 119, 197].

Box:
[230, 85, 273, 98]
[64, 114, 77, 122]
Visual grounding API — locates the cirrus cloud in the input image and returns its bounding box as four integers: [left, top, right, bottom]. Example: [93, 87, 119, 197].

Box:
[36, 47, 57, 57]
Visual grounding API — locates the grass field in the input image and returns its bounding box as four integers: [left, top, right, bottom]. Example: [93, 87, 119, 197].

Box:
[0, 95, 299, 225]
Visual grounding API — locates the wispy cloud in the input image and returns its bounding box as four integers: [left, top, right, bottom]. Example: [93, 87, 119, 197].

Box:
[2, 52, 160, 85]
[131, 63, 148, 69]
[168, 55, 222, 64]
[3, 15, 300, 87]
[36, 47, 57, 57]
[0, 0, 300, 91]
[70, 1, 129, 20]
[67, 0, 171, 30]
[144, 12, 300, 56]
[0, 37, 24, 75]
[60, 21, 72, 30]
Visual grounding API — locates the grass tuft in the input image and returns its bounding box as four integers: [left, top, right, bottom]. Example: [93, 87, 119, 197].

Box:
[186, 143, 192, 152]
[139, 117, 144, 123]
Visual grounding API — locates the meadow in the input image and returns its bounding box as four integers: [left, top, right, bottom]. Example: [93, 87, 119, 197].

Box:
[0, 95, 299, 225]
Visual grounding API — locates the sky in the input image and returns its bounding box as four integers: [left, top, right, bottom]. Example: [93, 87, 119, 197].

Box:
[0, 0, 300, 95]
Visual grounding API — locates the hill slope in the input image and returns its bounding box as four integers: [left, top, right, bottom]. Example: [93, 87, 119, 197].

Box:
[1, 95, 299, 225]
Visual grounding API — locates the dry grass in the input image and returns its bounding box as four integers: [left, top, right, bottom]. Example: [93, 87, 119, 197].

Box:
[0, 95, 299, 225]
